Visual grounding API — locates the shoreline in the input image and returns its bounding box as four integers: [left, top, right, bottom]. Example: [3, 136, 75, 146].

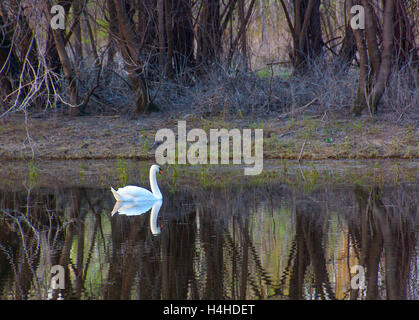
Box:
[0, 113, 417, 161]
[0, 158, 417, 192]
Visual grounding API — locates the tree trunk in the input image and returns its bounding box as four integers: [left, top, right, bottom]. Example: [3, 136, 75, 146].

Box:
[393, 0, 418, 67]
[197, 0, 222, 63]
[0, 16, 14, 105]
[164, 0, 174, 78]
[350, 0, 395, 115]
[348, 0, 370, 115]
[238, 0, 248, 67]
[260, 0, 267, 45]
[370, 0, 394, 113]
[106, 0, 118, 68]
[73, 0, 83, 69]
[227, 0, 256, 67]
[338, 22, 357, 68]
[157, 0, 166, 71]
[113, 0, 149, 113]
[280, 0, 324, 71]
[172, 0, 195, 71]
[361, 0, 381, 83]
[52, 28, 80, 116]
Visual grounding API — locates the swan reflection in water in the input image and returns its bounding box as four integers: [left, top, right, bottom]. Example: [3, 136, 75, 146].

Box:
[111, 199, 163, 235]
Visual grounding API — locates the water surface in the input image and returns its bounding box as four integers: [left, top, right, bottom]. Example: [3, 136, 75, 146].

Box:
[0, 160, 418, 300]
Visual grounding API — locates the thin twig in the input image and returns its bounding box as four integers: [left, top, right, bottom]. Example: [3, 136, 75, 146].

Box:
[278, 97, 319, 119]
[298, 138, 307, 162]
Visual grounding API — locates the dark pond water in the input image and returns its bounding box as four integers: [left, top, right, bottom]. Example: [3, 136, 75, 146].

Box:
[0, 160, 418, 300]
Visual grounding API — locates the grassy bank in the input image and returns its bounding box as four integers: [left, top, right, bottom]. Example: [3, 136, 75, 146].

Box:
[0, 158, 417, 194]
[0, 113, 417, 161]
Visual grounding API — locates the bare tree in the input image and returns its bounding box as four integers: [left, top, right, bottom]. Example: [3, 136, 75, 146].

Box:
[112, 0, 150, 113]
[196, 0, 222, 63]
[279, 0, 324, 71]
[49, 0, 80, 116]
[349, 0, 395, 115]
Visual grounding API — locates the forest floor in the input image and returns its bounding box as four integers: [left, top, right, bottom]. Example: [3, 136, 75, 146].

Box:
[0, 111, 417, 161]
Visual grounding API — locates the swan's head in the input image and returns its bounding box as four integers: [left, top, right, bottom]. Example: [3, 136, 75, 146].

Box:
[151, 164, 163, 175]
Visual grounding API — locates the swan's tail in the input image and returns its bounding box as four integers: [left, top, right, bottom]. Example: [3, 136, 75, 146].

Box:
[110, 187, 122, 201]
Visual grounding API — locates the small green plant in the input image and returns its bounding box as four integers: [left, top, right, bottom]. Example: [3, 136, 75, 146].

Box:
[256, 67, 272, 79]
[305, 162, 319, 191]
[117, 158, 127, 186]
[390, 138, 400, 155]
[79, 164, 86, 183]
[288, 117, 295, 130]
[248, 120, 265, 130]
[143, 136, 149, 151]
[343, 136, 350, 154]
[352, 120, 363, 131]
[28, 161, 39, 187]
[140, 165, 148, 184]
[199, 164, 213, 187]
[392, 161, 400, 185]
[171, 163, 179, 183]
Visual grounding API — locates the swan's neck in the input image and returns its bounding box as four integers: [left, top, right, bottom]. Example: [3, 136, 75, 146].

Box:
[150, 168, 162, 199]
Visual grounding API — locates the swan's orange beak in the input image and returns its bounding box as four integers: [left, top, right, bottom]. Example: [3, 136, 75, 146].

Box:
[159, 168, 163, 174]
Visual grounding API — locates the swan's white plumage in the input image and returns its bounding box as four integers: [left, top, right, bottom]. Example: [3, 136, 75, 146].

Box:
[111, 199, 157, 216]
[116, 185, 155, 200]
[111, 199, 162, 235]
[111, 165, 162, 201]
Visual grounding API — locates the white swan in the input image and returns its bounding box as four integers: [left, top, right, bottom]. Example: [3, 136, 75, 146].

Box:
[111, 165, 163, 201]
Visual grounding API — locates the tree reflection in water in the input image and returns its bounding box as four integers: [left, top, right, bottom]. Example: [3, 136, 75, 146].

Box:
[0, 181, 417, 299]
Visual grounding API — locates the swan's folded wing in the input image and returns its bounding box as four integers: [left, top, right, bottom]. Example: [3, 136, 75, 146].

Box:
[117, 186, 154, 199]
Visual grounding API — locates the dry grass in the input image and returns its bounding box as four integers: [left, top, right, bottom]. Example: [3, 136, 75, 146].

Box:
[150, 58, 418, 124]
[1, 57, 417, 161]
[3, 55, 417, 126]
[0, 112, 417, 161]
